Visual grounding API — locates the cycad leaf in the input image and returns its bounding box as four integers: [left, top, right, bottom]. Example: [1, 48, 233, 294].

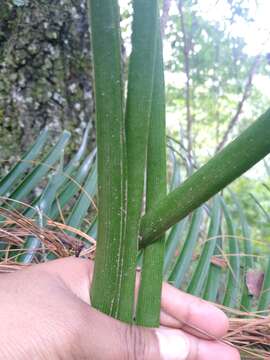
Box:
[229, 190, 254, 311]
[86, 215, 98, 239]
[0, 128, 49, 197]
[18, 155, 66, 264]
[168, 207, 203, 288]
[168, 145, 181, 191]
[163, 218, 188, 278]
[187, 196, 221, 297]
[4, 131, 70, 206]
[221, 198, 241, 309]
[203, 233, 223, 302]
[28, 151, 95, 219]
[249, 192, 270, 222]
[61, 124, 92, 185]
[258, 258, 270, 314]
[164, 150, 187, 277]
[67, 161, 97, 230]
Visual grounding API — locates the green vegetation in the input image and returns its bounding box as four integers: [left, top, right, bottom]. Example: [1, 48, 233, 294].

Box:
[1, 0, 270, 357]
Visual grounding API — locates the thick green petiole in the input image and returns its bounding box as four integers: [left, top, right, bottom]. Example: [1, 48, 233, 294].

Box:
[140, 108, 270, 247]
[89, 0, 127, 318]
[136, 25, 167, 327]
[116, 0, 159, 323]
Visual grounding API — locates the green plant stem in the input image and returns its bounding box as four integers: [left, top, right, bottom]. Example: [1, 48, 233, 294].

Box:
[136, 27, 166, 327]
[140, 108, 270, 247]
[117, 0, 159, 323]
[89, 0, 127, 318]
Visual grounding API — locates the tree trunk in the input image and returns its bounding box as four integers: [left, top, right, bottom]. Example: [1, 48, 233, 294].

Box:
[0, 0, 95, 168]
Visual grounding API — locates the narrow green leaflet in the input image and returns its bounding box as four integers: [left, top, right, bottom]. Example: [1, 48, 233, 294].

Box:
[67, 162, 97, 230]
[163, 147, 187, 277]
[18, 155, 65, 264]
[187, 196, 221, 297]
[163, 218, 188, 278]
[169, 207, 203, 288]
[0, 128, 49, 197]
[203, 234, 223, 303]
[258, 258, 270, 314]
[221, 198, 241, 309]
[4, 131, 70, 206]
[230, 190, 254, 311]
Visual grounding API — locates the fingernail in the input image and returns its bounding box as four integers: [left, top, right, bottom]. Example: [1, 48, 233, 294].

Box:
[155, 328, 190, 360]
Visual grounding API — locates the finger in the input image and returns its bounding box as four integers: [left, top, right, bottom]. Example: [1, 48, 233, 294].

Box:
[161, 282, 229, 339]
[160, 310, 182, 328]
[156, 327, 240, 360]
[78, 303, 239, 360]
[78, 303, 163, 360]
[32, 257, 93, 304]
[36, 258, 228, 341]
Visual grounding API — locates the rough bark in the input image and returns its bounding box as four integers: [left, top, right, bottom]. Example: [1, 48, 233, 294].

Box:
[0, 0, 95, 168]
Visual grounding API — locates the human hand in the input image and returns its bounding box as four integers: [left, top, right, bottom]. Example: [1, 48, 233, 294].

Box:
[0, 257, 240, 359]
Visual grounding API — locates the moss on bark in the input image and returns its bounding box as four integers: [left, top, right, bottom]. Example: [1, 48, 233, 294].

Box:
[0, 0, 95, 171]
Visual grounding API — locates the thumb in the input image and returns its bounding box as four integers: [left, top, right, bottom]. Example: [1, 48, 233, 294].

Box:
[80, 304, 190, 360]
[80, 304, 240, 360]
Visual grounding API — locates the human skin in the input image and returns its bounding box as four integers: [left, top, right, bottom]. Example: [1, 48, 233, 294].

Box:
[0, 257, 240, 359]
